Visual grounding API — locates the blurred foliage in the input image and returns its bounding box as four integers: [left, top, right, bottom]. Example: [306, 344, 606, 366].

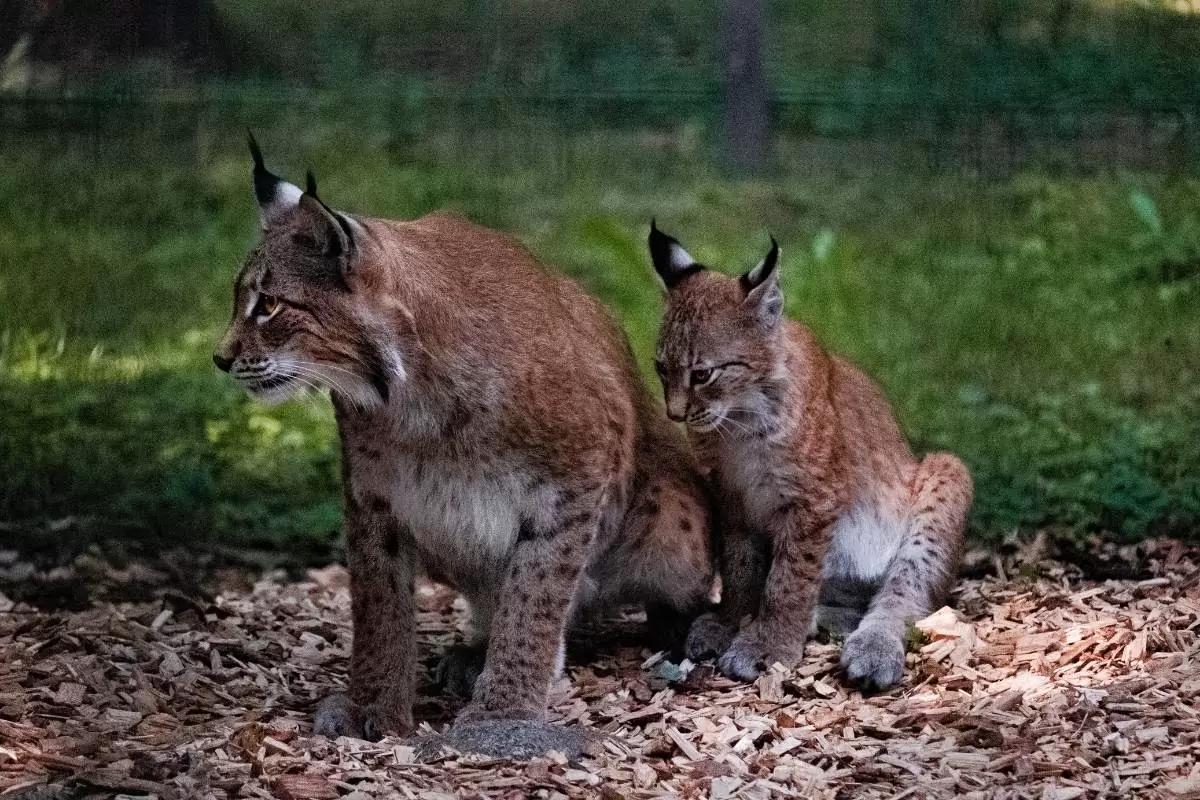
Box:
[3, 0, 1200, 557]
[1, 102, 1198, 555]
[199, 0, 1200, 124]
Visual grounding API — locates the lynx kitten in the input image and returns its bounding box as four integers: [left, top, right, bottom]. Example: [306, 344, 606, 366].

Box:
[648, 223, 971, 687]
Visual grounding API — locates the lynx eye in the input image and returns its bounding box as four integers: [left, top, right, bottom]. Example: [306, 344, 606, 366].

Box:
[690, 367, 715, 386]
[254, 293, 280, 320]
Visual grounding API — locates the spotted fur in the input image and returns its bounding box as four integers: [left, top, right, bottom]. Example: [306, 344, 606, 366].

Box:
[649, 224, 972, 687]
[215, 147, 714, 743]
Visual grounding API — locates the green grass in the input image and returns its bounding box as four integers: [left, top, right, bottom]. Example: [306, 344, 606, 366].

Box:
[2, 106, 1198, 558]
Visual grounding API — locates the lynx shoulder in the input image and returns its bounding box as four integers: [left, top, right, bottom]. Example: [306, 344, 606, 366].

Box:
[648, 222, 971, 687]
[214, 138, 713, 755]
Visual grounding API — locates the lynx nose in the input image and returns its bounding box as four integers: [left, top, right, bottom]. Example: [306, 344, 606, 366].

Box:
[665, 393, 688, 422]
[213, 352, 234, 372]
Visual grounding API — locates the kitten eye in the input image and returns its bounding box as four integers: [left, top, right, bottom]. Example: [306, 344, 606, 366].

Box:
[254, 294, 280, 319]
[690, 367, 715, 386]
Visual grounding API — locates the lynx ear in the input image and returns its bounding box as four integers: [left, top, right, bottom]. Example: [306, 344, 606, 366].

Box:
[649, 219, 702, 288]
[248, 130, 303, 230]
[295, 192, 354, 268]
[739, 236, 783, 325]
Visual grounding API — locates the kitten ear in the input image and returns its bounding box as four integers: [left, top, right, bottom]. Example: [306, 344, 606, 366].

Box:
[739, 236, 784, 325]
[649, 219, 702, 288]
[248, 130, 303, 230]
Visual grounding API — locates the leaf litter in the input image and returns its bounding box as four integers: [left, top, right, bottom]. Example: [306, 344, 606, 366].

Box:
[1, 539, 1199, 799]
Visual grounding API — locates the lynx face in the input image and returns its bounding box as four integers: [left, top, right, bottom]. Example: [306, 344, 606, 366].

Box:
[214, 138, 401, 409]
[649, 223, 786, 435]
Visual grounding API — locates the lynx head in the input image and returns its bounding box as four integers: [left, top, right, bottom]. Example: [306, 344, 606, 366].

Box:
[649, 221, 785, 434]
[214, 134, 401, 409]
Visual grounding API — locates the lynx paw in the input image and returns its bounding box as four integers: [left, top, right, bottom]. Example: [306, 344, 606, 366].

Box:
[434, 644, 486, 698]
[717, 627, 802, 682]
[842, 624, 906, 688]
[685, 612, 735, 661]
[314, 694, 374, 740]
[313, 694, 404, 741]
[416, 719, 594, 761]
[717, 630, 771, 681]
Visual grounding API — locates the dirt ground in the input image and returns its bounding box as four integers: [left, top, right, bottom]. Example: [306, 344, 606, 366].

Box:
[1, 539, 1199, 800]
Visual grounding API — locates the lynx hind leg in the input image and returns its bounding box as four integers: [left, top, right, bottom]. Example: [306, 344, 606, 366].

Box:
[435, 593, 495, 699]
[599, 475, 715, 652]
[842, 453, 971, 688]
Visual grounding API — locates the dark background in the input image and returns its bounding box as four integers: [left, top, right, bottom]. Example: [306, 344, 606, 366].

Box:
[1, 0, 1198, 568]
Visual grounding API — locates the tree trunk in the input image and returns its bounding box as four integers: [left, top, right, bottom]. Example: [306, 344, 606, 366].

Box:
[722, 0, 769, 174]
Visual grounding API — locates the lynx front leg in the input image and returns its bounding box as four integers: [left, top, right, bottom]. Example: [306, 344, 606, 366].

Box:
[315, 493, 417, 740]
[459, 502, 598, 722]
[718, 503, 834, 681]
[842, 453, 971, 688]
[437, 484, 608, 762]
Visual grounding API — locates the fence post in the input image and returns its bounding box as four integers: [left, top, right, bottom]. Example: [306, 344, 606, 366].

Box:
[722, 0, 769, 174]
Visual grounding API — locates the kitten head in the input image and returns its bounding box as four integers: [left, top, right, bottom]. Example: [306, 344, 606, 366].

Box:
[213, 133, 401, 409]
[649, 221, 785, 434]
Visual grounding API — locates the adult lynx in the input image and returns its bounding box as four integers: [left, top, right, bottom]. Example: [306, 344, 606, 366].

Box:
[214, 139, 713, 755]
[648, 223, 971, 687]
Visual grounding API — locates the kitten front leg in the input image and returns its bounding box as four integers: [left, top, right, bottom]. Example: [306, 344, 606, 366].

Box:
[315, 493, 417, 740]
[718, 503, 833, 681]
[842, 453, 970, 688]
[686, 519, 766, 661]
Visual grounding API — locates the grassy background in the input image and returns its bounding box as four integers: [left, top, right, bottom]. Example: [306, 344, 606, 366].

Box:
[3, 0, 1200, 559]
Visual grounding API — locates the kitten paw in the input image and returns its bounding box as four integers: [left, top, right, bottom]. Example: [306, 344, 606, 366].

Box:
[685, 612, 735, 661]
[313, 694, 404, 741]
[416, 719, 594, 761]
[717, 631, 771, 681]
[434, 643, 486, 698]
[842, 624, 906, 688]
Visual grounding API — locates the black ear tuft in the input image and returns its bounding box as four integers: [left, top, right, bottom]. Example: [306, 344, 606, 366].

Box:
[305, 169, 319, 199]
[739, 235, 784, 325]
[247, 129, 283, 207]
[247, 129, 265, 170]
[739, 234, 780, 292]
[649, 220, 702, 288]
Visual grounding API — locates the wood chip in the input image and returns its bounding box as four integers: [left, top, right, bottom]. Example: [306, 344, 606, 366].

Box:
[2, 542, 1198, 798]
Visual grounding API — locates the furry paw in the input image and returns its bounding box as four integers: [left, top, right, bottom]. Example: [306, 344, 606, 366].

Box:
[416, 719, 595, 761]
[685, 612, 735, 661]
[313, 694, 403, 741]
[842, 624, 906, 688]
[716, 630, 771, 681]
[434, 644, 486, 698]
[314, 694, 373, 740]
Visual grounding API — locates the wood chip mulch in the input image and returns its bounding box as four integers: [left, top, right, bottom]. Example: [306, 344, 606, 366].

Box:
[2, 539, 1200, 800]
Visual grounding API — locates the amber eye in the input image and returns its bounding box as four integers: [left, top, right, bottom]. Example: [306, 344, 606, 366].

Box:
[255, 294, 280, 319]
[690, 367, 714, 386]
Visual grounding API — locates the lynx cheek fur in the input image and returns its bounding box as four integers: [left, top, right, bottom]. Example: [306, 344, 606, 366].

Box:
[214, 139, 713, 751]
[648, 223, 971, 687]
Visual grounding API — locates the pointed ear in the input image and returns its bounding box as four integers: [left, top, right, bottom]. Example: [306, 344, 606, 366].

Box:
[295, 192, 355, 274]
[648, 219, 702, 288]
[248, 130, 302, 230]
[739, 236, 784, 325]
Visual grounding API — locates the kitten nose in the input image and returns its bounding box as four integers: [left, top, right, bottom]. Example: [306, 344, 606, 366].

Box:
[665, 395, 688, 422]
[212, 352, 234, 372]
